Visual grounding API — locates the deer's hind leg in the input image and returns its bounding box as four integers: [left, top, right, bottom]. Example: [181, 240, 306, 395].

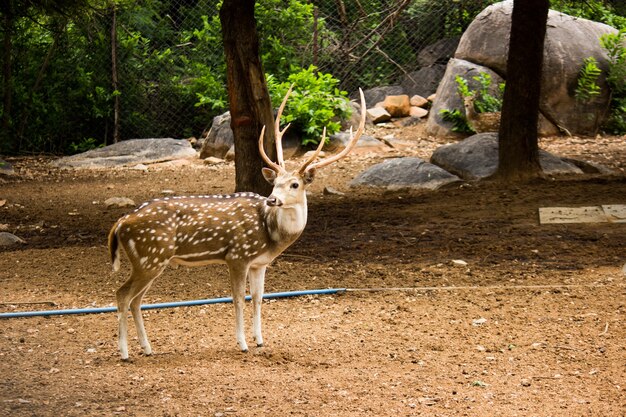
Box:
[116, 266, 163, 360]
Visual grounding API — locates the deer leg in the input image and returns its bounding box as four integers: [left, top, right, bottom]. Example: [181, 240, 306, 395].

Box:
[129, 280, 156, 356]
[116, 278, 134, 361]
[228, 263, 250, 352]
[116, 268, 161, 360]
[249, 266, 266, 347]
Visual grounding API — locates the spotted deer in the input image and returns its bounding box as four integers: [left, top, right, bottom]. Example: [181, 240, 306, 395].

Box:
[108, 87, 366, 360]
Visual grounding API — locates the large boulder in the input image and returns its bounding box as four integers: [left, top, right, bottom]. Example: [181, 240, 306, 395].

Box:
[399, 64, 447, 98]
[350, 157, 461, 190]
[430, 133, 583, 180]
[426, 59, 505, 137]
[417, 37, 461, 67]
[428, 1, 618, 137]
[53, 138, 197, 169]
[199, 112, 234, 160]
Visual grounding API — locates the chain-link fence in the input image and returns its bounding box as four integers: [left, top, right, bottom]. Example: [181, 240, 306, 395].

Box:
[0, 0, 515, 152]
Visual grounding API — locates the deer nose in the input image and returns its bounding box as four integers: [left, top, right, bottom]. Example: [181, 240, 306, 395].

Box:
[266, 196, 283, 207]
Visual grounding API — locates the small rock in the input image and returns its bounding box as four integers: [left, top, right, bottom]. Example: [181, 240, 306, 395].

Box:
[410, 106, 429, 118]
[410, 94, 429, 108]
[452, 259, 468, 267]
[427, 93, 436, 102]
[0, 159, 16, 176]
[303, 150, 326, 160]
[0, 199, 6, 207]
[0, 232, 26, 246]
[367, 107, 392, 124]
[204, 156, 225, 165]
[472, 317, 487, 326]
[382, 94, 411, 117]
[161, 189, 175, 195]
[521, 378, 532, 387]
[104, 197, 136, 209]
[131, 164, 148, 171]
[323, 186, 345, 196]
[67, 328, 76, 334]
[49, 367, 60, 374]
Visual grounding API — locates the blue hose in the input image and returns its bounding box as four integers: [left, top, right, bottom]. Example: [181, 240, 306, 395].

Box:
[0, 288, 347, 319]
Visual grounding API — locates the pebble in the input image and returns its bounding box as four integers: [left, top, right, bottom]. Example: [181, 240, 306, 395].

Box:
[0, 232, 25, 246]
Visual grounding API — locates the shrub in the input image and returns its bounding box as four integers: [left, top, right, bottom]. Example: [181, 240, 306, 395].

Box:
[267, 66, 352, 146]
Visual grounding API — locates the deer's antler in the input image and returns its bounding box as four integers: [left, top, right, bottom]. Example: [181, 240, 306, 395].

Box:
[259, 84, 295, 172]
[303, 88, 367, 172]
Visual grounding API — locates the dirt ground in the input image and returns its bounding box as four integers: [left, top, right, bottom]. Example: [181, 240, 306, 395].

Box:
[1, 128, 625, 416]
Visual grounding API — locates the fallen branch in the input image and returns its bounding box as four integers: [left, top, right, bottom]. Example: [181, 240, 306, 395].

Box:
[600, 321, 609, 336]
[0, 301, 56, 306]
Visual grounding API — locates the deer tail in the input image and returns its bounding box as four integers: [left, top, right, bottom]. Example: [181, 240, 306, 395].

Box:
[108, 221, 122, 272]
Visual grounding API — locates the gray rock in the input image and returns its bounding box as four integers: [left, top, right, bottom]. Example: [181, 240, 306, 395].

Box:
[199, 112, 234, 159]
[0, 159, 16, 176]
[53, 138, 196, 169]
[341, 100, 368, 130]
[358, 86, 405, 108]
[453, 1, 618, 135]
[327, 132, 381, 151]
[430, 133, 583, 180]
[426, 59, 505, 137]
[417, 37, 461, 67]
[202, 111, 301, 160]
[350, 157, 461, 190]
[0, 232, 25, 246]
[367, 107, 392, 124]
[399, 64, 447, 98]
[426, 59, 559, 137]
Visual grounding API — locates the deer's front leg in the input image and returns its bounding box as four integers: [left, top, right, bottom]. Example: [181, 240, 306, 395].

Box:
[228, 262, 250, 352]
[249, 266, 267, 347]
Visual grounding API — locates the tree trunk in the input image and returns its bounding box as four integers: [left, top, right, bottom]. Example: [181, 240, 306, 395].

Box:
[111, 5, 120, 144]
[1, 7, 14, 151]
[220, 0, 276, 195]
[494, 0, 549, 181]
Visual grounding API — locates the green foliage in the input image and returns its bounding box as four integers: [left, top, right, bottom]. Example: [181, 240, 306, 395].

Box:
[68, 137, 103, 154]
[600, 30, 626, 133]
[575, 57, 602, 102]
[440, 73, 504, 134]
[267, 66, 352, 146]
[551, 0, 626, 30]
[440, 108, 473, 133]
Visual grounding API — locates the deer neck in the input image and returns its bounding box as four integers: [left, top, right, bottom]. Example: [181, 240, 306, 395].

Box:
[264, 195, 308, 246]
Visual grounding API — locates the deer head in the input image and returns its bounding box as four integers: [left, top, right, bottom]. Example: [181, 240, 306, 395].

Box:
[258, 85, 367, 207]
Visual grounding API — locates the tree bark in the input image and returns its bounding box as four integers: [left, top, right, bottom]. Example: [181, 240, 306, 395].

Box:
[1, 7, 14, 151]
[111, 5, 120, 144]
[494, 0, 549, 181]
[220, 0, 276, 195]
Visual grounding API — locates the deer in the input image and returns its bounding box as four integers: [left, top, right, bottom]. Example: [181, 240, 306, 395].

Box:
[108, 86, 366, 360]
[463, 93, 501, 133]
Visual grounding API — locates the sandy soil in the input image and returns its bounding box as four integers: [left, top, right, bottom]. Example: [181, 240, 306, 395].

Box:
[1, 128, 625, 416]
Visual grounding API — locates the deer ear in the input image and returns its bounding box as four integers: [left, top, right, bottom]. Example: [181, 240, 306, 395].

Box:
[262, 168, 277, 184]
[302, 168, 316, 185]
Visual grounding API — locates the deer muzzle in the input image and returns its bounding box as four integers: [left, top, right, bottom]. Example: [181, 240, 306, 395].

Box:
[266, 196, 283, 207]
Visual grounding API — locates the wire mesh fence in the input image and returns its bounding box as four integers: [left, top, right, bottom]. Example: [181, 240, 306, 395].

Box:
[1, 0, 499, 152]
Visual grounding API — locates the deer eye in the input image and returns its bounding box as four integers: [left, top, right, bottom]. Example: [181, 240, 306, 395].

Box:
[290, 182, 299, 189]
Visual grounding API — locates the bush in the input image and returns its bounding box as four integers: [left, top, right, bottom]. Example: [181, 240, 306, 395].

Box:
[267, 66, 352, 146]
[440, 73, 504, 133]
